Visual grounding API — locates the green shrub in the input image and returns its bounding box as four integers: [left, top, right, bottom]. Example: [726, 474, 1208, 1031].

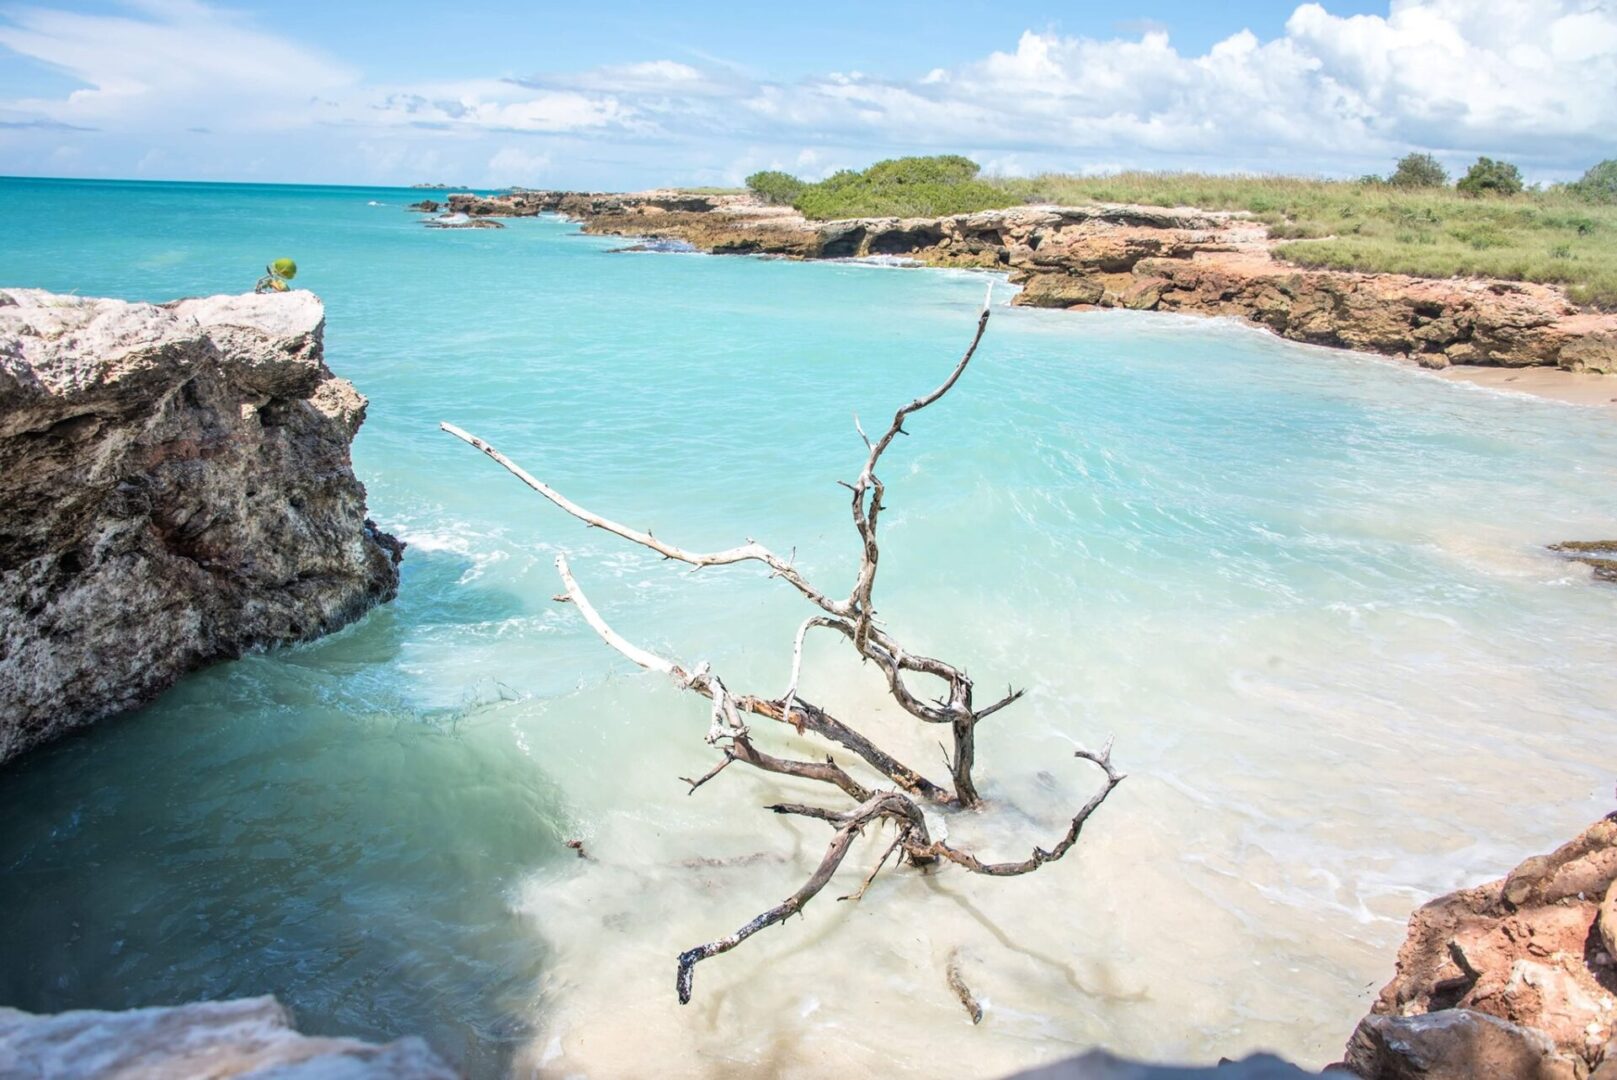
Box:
[744, 170, 807, 206]
[789, 155, 1018, 219]
[1457, 157, 1524, 197]
[1389, 152, 1448, 189]
[1570, 160, 1617, 204]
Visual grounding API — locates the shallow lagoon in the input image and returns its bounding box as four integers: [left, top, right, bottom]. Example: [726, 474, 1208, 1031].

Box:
[2, 178, 1614, 1077]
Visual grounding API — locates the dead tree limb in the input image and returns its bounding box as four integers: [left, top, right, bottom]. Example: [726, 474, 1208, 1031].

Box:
[444, 287, 1126, 1003]
[947, 950, 985, 1024]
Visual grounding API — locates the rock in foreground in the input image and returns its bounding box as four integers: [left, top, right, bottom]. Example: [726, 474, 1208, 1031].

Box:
[0, 289, 402, 764]
[0, 996, 456, 1078]
[1346, 816, 1617, 1077]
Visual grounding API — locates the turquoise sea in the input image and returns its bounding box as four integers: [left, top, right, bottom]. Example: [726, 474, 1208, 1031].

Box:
[1, 177, 1614, 1077]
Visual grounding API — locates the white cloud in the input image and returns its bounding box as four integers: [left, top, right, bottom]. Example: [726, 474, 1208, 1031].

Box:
[486, 145, 553, 185]
[1, 0, 1613, 185]
[0, 0, 356, 130]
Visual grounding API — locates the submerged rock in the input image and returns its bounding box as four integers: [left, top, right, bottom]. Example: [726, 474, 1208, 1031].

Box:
[424, 212, 504, 229]
[1345, 816, 1617, 1076]
[0, 996, 456, 1078]
[1550, 540, 1617, 583]
[0, 289, 402, 765]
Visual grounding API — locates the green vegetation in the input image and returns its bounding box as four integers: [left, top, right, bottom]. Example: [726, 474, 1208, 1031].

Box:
[787, 155, 1013, 219]
[1569, 160, 1617, 204]
[743, 170, 806, 205]
[1457, 156, 1524, 197]
[254, 258, 298, 294]
[999, 169, 1615, 307]
[749, 154, 1617, 308]
[1388, 152, 1448, 189]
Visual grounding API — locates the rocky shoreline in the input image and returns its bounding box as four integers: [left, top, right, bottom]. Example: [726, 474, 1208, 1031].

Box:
[0, 289, 401, 765]
[441, 189, 1617, 382]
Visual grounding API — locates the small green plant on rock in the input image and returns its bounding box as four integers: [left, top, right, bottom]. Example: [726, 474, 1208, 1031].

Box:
[254, 258, 299, 294]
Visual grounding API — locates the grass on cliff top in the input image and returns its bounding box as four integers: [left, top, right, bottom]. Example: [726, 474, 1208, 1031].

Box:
[750, 158, 1617, 308]
[1002, 172, 1617, 308]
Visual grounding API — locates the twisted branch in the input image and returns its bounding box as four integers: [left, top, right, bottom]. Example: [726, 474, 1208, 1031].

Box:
[444, 290, 1127, 1004]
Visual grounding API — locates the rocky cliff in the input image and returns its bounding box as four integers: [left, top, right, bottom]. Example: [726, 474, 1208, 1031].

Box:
[443, 190, 1617, 374]
[0, 289, 402, 764]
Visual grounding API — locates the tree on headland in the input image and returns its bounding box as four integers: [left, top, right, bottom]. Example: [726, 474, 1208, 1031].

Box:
[745, 170, 806, 206]
[1457, 157, 1524, 197]
[1388, 152, 1448, 189]
[1569, 160, 1617, 204]
[440, 295, 1124, 1007]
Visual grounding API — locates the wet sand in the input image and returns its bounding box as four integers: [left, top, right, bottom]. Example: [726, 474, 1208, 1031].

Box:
[1435, 366, 1617, 409]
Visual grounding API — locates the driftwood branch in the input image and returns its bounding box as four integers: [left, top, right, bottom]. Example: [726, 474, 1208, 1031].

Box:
[445, 288, 1125, 1004]
[947, 950, 984, 1024]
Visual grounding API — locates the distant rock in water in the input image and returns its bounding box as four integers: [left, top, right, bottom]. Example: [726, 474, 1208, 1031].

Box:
[0, 289, 402, 765]
[1550, 540, 1617, 584]
[424, 212, 504, 229]
[0, 996, 455, 1078]
[407, 199, 440, 213]
[607, 238, 698, 254]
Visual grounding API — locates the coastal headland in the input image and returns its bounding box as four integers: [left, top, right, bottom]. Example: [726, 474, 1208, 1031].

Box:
[442, 189, 1617, 403]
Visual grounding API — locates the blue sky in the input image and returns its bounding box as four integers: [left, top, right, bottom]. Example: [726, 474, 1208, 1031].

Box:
[2, 0, 1613, 188]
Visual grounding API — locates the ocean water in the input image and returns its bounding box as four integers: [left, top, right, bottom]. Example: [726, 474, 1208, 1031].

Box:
[1, 177, 1614, 1078]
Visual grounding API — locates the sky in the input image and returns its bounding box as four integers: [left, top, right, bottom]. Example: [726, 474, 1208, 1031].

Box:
[1, 0, 1614, 189]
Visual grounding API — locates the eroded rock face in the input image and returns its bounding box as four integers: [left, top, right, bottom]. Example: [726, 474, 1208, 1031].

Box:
[0, 996, 455, 1078]
[0, 289, 402, 764]
[1347, 816, 1617, 1077]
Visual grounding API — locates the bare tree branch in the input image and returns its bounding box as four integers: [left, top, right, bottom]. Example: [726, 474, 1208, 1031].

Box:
[442, 422, 845, 615]
[552, 553, 951, 804]
[680, 752, 735, 795]
[839, 829, 906, 902]
[947, 950, 984, 1024]
[909, 741, 1126, 877]
[445, 289, 1126, 1005]
[676, 792, 929, 1004]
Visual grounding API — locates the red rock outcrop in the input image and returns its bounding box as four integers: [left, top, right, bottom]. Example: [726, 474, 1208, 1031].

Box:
[1345, 817, 1617, 1078]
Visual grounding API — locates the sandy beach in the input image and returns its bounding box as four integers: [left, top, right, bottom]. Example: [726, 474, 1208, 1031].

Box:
[1434, 365, 1617, 409]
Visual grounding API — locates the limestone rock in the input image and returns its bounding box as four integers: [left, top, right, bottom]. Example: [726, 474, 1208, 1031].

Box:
[0, 289, 402, 764]
[0, 996, 456, 1078]
[1344, 1009, 1583, 1079]
[1017, 273, 1108, 308]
